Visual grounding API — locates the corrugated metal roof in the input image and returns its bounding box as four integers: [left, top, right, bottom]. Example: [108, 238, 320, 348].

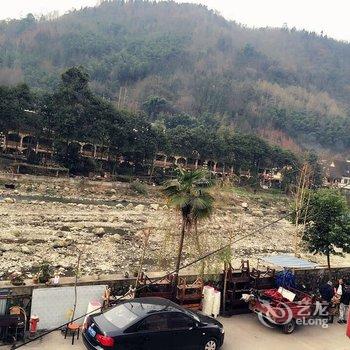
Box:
[261, 255, 318, 269]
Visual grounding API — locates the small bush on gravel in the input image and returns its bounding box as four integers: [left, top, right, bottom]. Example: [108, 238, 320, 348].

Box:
[130, 181, 147, 195]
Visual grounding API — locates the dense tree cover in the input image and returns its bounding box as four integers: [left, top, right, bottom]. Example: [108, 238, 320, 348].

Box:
[39, 67, 163, 166]
[295, 189, 350, 269]
[0, 84, 36, 132]
[164, 125, 297, 171]
[0, 67, 299, 176]
[0, 1, 349, 153]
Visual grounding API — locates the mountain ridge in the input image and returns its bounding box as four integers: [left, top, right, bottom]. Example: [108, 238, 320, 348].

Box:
[0, 0, 349, 155]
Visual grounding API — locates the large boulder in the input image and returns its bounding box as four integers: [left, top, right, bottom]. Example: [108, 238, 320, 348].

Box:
[150, 204, 159, 211]
[93, 227, 105, 237]
[112, 227, 129, 235]
[241, 202, 248, 210]
[252, 210, 264, 217]
[21, 246, 34, 255]
[134, 204, 145, 212]
[3, 197, 16, 203]
[52, 240, 71, 248]
[108, 234, 122, 243]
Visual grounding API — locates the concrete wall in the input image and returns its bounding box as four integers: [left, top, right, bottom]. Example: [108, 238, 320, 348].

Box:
[2, 267, 350, 314]
[0, 271, 208, 299]
[294, 267, 350, 291]
[31, 285, 106, 329]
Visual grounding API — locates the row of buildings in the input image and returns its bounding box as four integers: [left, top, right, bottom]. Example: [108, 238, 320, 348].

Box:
[325, 159, 350, 190]
[1, 131, 349, 190]
[0, 130, 285, 186]
[0, 131, 240, 176]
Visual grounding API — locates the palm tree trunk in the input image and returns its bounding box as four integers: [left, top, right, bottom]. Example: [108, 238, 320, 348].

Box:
[173, 218, 186, 297]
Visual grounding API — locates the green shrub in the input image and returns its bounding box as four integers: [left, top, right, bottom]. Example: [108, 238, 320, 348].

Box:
[130, 181, 148, 195]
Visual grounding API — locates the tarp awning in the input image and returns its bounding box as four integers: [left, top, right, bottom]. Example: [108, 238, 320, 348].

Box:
[261, 255, 318, 269]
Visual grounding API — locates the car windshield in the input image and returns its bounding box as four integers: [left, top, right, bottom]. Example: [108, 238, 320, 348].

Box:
[104, 303, 139, 328]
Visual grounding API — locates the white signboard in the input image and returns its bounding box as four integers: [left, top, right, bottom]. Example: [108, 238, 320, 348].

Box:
[31, 285, 106, 330]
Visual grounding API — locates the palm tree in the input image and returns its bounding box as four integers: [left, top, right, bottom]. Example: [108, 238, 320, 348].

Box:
[164, 168, 214, 280]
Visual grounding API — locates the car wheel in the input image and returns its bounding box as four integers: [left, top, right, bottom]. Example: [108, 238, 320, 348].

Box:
[204, 338, 218, 350]
[282, 319, 296, 334]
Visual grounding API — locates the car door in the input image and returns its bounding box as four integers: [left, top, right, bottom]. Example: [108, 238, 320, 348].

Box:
[166, 312, 204, 350]
[134, 313, 170, 350]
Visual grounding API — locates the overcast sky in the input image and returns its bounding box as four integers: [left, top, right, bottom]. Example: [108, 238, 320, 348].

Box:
[1, 0, 349, 42]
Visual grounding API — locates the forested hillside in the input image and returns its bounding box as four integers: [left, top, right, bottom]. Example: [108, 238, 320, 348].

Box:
[1, 0, 350, 153]
[0, 67, 300, 184]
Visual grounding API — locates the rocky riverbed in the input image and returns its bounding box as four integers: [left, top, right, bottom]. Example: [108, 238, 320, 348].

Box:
[0, 174, 340, 281]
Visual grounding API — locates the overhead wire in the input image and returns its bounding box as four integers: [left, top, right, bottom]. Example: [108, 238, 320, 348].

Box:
[13, 212, 290, 349]
[13, 171, 349, 349]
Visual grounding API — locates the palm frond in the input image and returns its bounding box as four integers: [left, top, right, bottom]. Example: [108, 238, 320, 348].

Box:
[167, 193, 190, 208]
[163, 169, 215, 221]
[191, 193, 214, 219]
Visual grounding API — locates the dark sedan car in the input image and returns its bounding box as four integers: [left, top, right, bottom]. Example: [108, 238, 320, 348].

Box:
[83, 297, 224, 350]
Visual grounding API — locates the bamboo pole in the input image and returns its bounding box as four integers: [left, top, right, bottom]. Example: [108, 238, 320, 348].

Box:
[135, 227, 152, 290]
[71, 246, 83, 323]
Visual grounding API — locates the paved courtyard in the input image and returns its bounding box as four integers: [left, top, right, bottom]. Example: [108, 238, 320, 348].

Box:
[6, 314, 350, 350]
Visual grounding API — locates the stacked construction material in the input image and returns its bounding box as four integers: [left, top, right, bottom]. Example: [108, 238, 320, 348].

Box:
[202, 286, 215, 316]
[202, 286, 221, 318]
[212, 290, 221, 318]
